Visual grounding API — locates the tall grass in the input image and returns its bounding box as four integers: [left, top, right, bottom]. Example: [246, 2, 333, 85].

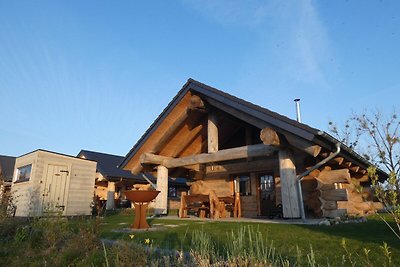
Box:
[0, 215, 396, 266]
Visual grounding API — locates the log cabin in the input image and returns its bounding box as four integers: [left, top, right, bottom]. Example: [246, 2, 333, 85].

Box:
[119, 79, 387, 219]
[77, 150, 188, 212]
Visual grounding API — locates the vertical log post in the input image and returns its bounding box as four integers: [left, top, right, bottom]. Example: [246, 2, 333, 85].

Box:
[178, 192, 188, 218]
[208, 113, 218, 153]
[279, 149, 301, 218]
[155, 165, 168, 215]
[106, 182, 116, 210]
[234, 192, 242, 218]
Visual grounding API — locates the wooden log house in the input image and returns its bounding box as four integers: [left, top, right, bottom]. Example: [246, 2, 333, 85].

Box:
[119, 79, 387, 219]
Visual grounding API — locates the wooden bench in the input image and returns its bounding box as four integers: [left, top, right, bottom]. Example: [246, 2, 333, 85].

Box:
[179, 193, 210, 218]
[179, 192, 241, 219]
[219, 193, 241, 218]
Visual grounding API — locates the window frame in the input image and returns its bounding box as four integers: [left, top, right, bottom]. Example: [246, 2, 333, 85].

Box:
[15, 164, 32, 183]
[168, 185, 178, 198]
[233, 173, 251, 196]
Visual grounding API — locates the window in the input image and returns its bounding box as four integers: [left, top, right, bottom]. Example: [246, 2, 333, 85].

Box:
[260, 174, 275, 192]
[168, 186, 177, 197]
[233, 174, 251, 196]
[16, 164, 32, 182]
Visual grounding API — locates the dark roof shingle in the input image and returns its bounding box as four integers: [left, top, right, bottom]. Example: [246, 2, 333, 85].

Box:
[0, 155, 16, 182]
[78, 150, 144, 181]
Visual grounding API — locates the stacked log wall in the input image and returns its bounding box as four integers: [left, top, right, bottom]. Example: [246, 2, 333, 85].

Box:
[302, 168, 382, 218]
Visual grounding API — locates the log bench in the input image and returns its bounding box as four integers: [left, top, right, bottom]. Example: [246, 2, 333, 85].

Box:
[179, 193, 210, 218]
[179, 192, 241, 219]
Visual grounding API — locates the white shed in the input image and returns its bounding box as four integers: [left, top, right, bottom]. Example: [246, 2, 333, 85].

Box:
[11, 149, 97, 217]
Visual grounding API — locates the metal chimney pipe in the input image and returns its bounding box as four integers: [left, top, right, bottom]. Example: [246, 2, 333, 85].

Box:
[294, 98, 301, 123]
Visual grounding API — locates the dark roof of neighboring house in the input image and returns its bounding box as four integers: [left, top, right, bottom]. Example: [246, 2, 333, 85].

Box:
[78, 150, 187, 185]
[0, 155, 16, 182]
[78, 150, 144, 180]
[120, 78, 387, 180]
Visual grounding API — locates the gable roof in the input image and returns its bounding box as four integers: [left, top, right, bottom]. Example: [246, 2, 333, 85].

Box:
[120, 78, 387, 179]
[0, 155, 16, 182]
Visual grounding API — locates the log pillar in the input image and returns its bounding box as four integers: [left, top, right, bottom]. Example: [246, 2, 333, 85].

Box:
[278, 149, 301, 218]
[208, 113, 218, 153]
[155, 165, 168, 215]
[106, 181, 116, 210]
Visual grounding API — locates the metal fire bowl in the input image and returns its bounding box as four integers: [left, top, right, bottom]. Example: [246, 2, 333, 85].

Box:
[125, 190, 160, 203]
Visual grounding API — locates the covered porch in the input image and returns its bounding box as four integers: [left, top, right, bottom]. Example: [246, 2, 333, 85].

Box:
[120, 79, 385, 220]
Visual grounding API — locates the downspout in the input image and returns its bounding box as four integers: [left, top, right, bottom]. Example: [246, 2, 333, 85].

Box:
[297, 142, 341, 221]
[141, 173, 157, 190]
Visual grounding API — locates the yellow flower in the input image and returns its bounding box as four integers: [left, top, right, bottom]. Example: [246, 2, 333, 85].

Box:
[129, 234, 135, 239]
[144, 238, 151, 245]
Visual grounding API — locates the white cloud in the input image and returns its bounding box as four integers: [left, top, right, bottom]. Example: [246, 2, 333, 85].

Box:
[289, 0, 331, 88]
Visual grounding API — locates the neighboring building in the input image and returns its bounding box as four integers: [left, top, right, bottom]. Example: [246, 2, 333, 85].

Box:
[11, 149, 96, 217]
[120, 79, 387, 218]
[77, 150, 188, 212]
[0, 155, 16, 207]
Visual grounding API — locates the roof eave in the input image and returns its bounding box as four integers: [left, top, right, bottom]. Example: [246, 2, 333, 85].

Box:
[119, 79, 193, 169]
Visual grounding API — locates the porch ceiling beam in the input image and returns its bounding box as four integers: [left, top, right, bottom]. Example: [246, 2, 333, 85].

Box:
[140, 154, 200, 171]
[140, 143, 277, 169]
[260, 127, 322, 157]
[205, 157, 277, 177]
[150, 109, 189, 154]
[171, 122, 204, 158]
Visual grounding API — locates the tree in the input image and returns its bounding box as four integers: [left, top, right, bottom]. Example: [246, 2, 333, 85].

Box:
[330, 110, 400, 239]
[329, 110, 400, 188]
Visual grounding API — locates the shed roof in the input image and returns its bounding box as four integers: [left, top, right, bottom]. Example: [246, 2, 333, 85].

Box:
[0, 155, 16, 182]
[120, 78, 387, 180]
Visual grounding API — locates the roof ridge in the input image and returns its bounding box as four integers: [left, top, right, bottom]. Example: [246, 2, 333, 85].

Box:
[80, 149, 123, 158]
[188, 78, 320, 134]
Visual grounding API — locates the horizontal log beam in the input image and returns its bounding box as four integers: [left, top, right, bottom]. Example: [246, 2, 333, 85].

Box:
[349, 166, 360, 173]
[260, 127, 321, 157]
[317, 169, 351, 184]
[141, 144, 278, 169]
[140, 153, 200, 171]
[260, 127, 280, 146]
[320, 189, 348, 201]
[188, 95, 206, 111]
[150, 109, 188, 154]
[205, 157, 277, 177]
[284, 133, 322, 157]
[331, 157, 344, 165]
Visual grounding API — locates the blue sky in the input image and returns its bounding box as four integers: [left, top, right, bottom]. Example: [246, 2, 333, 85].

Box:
[0, 0, 399, 157]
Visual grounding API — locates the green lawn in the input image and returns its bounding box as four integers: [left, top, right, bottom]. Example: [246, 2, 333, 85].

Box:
[100, 212, 400, 266]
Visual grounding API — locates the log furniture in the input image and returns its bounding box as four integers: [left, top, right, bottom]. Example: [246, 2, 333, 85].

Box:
[179, 192, 241, 219]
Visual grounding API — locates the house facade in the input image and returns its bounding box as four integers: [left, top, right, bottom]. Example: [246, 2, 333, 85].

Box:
[119, 79, 385, 219]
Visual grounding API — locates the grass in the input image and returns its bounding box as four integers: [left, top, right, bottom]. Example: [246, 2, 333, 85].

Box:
[1, 210, 398, 266]
[99, 211, 400, 266]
